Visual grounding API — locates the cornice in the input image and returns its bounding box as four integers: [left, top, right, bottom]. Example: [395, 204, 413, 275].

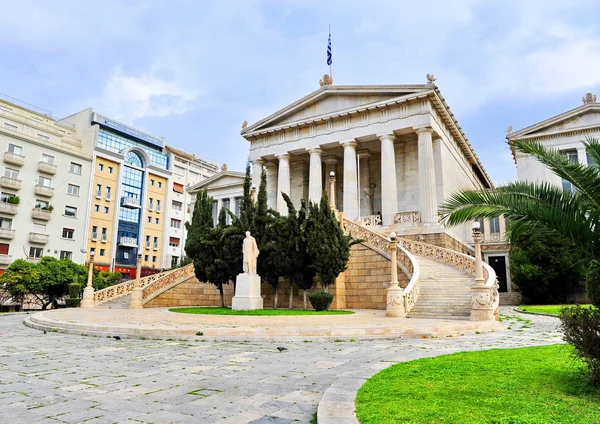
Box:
[0, 128, 91, 161]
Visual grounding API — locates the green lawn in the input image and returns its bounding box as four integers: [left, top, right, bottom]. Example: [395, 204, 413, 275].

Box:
[168, 307, 354, 316]
[356, 344, 600, 424]
[517, 304, 594, 316]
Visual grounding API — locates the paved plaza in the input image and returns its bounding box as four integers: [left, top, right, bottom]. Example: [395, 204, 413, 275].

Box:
[1, 309, 562, 424]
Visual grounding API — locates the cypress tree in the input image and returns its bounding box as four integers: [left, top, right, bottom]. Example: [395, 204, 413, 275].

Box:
[185, 190, 214, 284]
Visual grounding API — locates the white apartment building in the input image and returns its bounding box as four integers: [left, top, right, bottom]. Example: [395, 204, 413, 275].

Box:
[165, 146, 218, 267]
[0, 96, 92, 271]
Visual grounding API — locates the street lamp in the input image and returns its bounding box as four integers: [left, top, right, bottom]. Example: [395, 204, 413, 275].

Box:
[386, 231, 405, 317]
[329, 171, 336, 210]
[130, 252, 144, 309]
[472, 221, 484, 284]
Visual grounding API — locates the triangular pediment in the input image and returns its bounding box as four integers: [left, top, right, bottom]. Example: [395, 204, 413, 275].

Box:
[243, 85, 433, 135]
[187, 171, 245, 193]
[510, 103, 600, 139]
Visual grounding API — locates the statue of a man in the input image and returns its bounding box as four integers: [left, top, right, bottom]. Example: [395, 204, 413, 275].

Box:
[242, 231, 259, 274]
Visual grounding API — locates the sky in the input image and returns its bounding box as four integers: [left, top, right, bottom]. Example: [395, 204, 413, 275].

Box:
[1, 0, 600, 184]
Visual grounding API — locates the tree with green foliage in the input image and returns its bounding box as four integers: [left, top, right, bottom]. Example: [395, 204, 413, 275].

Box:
[306, 191, 353, 293]
[509, 232, 586, 303]
[92, 270, 123, 290]
[261, 210, 291, 308]
[185, 189, 214, 263]
[1, 259, 41, 307]
[439, 137, 600, 306]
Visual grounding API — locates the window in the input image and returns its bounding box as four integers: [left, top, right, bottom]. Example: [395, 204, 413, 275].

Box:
[4, 168, 19, 179]
[29, 247, 43, 258]
[173, 183, 184, 193]
[37, 134, 50, 142]
[4, 123, 17, 131]
[94, 204, 100, 212]
[108, 166, 113, 174]
[148, 197, 154, 209]
[170, 219, 181, 229]
[561, 150, 578, 192]
[0, 243, 8, 255]
[489, 217, 500, 233]
[106, 186, 112, 200]
[147, 216, 152, 223]
[67, 184, 80, 196]
[125, 151, 144, 167]
[587, 150, 596, 167]
[100, 249, 105, 256]
[144, 255, 149, 261]
[123, 251, 129, 260]
[69, 162, 82, 175]
[96, 184, 102, 197]
[152, 256, 157, 262]
[146, 235, 151, 248]
[90, 247, 96, 256]
[104, 207, 109, 214]
[155, 217, 159, 224]
[92, 226, 98, 240]
[153, 236, 158, 249]
[62, 228, 74, 239]
[169, 237, 180, 247]
[38, 176, 52, 187]
[60, 251, 72, 260]
[0, 192, 9, 202]
[234, 197, 242, 217]
[64, 206, 77, 217]
[98, 163, 104, 171]
[41, 153, 54, 164]
[35, 199, 49, 209]
[150, 179, 155, 186]
[174, 165, 185, 176]
[156, 200, 161, 211]
[0, 218, 12, 229]
[8, 144, 22, 155]
[171, 256, 179, 268]
[158, 182, 162, 188]
[172, 201, 182, 211]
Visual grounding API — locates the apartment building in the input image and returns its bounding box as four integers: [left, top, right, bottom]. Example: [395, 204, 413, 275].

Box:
[165, 146, 218, 267]
[0, 97, 92, 271]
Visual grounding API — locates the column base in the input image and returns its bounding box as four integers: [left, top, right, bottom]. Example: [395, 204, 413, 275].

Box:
[129, 287, 143, 309]
[386, 285, 406, 317]
[232, 273, 264, 311]
[470, 284, 494, 321]
[81, 286, 95, 309]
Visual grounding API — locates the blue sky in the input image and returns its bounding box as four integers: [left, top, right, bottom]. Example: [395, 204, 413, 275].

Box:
[2, 0, 600, 184]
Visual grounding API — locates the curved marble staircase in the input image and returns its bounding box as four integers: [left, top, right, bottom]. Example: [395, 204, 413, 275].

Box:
[97, 294, 131, 309]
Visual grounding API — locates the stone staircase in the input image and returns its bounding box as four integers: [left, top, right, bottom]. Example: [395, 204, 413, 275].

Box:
[407, 256, 473, 319]
[96, 294, 131, 309]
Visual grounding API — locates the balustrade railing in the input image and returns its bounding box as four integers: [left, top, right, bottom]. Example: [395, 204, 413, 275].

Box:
[359, 214, 382, 226]
[394, 211, 421, 224]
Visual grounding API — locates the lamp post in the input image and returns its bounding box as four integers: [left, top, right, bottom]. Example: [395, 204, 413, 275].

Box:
[386, 232, 405, 317]
[329, 171, 336, 210]
[81, 250, 95, 308]
[472, 221, 484, 284]
[130, 253, 144, 309]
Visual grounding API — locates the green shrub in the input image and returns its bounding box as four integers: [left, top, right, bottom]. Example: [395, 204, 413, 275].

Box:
[65, 298, 81, 308]
[586, 260, 600, 307]
[560, 305, 600, 385]
[6, 195, 19, 205]
[309, 292, 334, 311]
[68, 283, 82, 299]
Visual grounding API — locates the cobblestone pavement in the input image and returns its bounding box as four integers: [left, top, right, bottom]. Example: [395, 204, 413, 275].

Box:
[1, 309, 562, 424]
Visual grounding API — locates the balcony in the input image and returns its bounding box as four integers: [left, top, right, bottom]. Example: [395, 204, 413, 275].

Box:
[153, 242, 159, 250]
[34, 185, 54, 197]
[31, 208, 52, 221]
[29, 232, 49, 244]
[3, 152, 24, 167]
[0, 228, 15, 239]
[145, 242, 151, 249]
[148, 202, 154, 211]
[0, 202, 18, 215]
[0, 177, 21, 190]
[119, 236, 138, 247]
[37, 161, 57, 175]
[156, 204, 162, 213]
[0, 254, 12, 265]
[91, 232, 98, 241]
[121, 197, 141, 209]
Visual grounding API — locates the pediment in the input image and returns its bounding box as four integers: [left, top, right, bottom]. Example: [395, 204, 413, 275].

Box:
[511, 104, 600, 139]
[187, 171, 245, 193]
[243, 85, 432, 135]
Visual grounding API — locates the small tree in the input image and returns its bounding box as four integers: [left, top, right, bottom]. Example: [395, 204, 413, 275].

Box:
[307, 191, 353, 292]
[1, 259, 41, 308]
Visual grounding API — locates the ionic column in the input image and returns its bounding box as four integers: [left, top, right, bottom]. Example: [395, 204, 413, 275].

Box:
[417, 127, 437, 224]
[379, 133, 398, 226]
[265, 162, 278, 209]
[324, 158, 338, 207]
[276, 154, 291, 215]
[307, 148, 323, 204]
[251, 159, 264, 191]
[341, 141, 358, 220]
[357, 151, 372, 217]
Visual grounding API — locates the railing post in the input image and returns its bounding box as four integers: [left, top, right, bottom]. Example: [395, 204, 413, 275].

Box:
[386, 232, 406, 317]
[81, 251, 95, 308]
[470, 222, 494, 321]
[129, 253, 143, 309]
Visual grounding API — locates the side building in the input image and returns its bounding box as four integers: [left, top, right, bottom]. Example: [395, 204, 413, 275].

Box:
[0, 96, 92, 271]
[63, 110, 172, 278]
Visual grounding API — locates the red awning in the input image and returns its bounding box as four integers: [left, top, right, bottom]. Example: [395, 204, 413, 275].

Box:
[169, 237, 180, 244]
[173, 183, 184, 193]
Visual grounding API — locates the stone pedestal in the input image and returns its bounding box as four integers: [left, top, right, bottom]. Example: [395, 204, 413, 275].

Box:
[232, 274, 264, 310]
[81, 286, 95, 309]
[386, 285, 406, 317]
[470, 284, 494, 321]
[130, 287, 143, 309]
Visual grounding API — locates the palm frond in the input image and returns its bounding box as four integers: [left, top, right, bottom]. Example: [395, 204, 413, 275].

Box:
[584, 136, 600, 170]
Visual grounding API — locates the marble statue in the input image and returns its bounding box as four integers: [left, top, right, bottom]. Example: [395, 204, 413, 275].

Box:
[242, 231, 259, 274]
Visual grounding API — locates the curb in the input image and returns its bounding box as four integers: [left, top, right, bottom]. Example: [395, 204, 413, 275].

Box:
[513, 307, 560, 319]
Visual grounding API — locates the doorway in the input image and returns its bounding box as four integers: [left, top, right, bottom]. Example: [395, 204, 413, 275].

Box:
[487, 256, 508, 292]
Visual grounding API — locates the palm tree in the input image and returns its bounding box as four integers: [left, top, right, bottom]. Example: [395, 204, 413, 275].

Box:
[439, 136, 600, 258]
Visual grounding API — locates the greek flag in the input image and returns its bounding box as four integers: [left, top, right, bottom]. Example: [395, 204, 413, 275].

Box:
[327, 32, 332, 66]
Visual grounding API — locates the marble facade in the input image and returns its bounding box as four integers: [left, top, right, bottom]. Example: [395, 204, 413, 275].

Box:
[241, 83, 493, 248]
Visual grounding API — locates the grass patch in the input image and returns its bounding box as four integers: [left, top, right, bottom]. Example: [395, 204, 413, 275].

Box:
[169, 307, 354, 316]
[517, 304, 594, 316]
[356, 344, 600, 424]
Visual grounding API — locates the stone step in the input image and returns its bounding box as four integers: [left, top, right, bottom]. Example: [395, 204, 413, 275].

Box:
[97, 294, 132, 309]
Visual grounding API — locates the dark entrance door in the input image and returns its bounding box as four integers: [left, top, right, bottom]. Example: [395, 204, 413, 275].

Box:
[488, 256, 507, 292]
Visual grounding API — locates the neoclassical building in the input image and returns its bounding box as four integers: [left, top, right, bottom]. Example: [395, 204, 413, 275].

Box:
[242, 81, 493, 251]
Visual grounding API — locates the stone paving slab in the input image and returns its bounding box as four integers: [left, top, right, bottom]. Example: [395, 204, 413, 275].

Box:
[0, 309, 563, 423]
[24, 308, 505, 341]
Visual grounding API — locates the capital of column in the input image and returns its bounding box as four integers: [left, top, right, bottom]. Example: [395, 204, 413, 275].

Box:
[357, 150, 372, 159]
[252, 159, 265, 165]
[323, 157, 338, 165]
[276, 153, 290, 161]
[340, 140, 358, 149]
[415, 126, 434, 135]
[377, 133, 396, 142]
[307, 148, 323, 155]
[264, 161, 277, 168]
